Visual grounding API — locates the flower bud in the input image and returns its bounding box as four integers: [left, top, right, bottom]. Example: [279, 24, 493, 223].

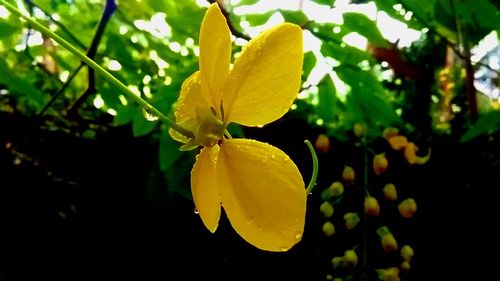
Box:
[400, 261, 411, 272]
[398, 198, 417, 218]
[342, 165, 355, 183]
[331, 256, 343, 268]
[322, 221, 335, 237]
[343, 250, 358, 267]
[383, 127, 399, 140]
[320, 201, 334, 218]
[373, 153, 388, 175]
[344, 212, 360, 230]
[404, 142, 417, 164]
[381, 234, 398, 252]
[315, 134, 330, 153]
[401, 245, 414, 262]
[376, 267, 400, 281]
[364, 196, 381, 216]
[383, 183, 398, 201]
[388, 136, 408, 150]
[328, 181, 344, 198]
[354, 123, 365, 138]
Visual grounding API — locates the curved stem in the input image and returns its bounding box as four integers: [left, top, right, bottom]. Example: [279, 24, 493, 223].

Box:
[304, 139, 318, 194]
[0, 0, 194, 139]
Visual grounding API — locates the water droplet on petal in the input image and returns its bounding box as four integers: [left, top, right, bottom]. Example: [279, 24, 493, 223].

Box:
[258, 226, 263, 232]
[280, 247, 288, 252]
[295, 232, 303, 240]
[194, 208, 199, 215]
[271, 154, 276, 159]
[283, 156, 290, 162]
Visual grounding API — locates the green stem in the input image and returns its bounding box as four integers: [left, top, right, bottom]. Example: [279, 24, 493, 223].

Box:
[304, 139, 318, 194]
[0, 0, 193, 139]
[361, 143, 369, 281]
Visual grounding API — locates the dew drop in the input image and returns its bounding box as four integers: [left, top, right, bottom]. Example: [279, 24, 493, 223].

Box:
[280, 247, 288, 252]
[194, 208, 199, 215]
[271, 154, 276, 159]
[258, 226, 263, 232]
[295, 232, 303, 240]
[283, 156, 290, 162]
[142, 107, 159, 121]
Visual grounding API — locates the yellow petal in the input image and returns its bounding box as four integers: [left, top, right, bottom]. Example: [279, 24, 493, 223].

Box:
[223, 23, 303, 126]
[191, 145, 221, 233]
[199, 3, 231, 109]
[169, 72, 207, 144]
[217, 138, 306, 251]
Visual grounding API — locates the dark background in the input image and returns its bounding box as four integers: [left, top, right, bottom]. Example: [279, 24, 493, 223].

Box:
[0, 111, 496, 280]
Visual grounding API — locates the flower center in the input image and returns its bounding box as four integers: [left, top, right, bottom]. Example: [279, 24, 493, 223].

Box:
[194, 106, 224, 147]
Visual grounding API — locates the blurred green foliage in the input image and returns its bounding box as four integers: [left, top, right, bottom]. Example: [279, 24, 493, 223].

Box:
[0, 0, 499, 195]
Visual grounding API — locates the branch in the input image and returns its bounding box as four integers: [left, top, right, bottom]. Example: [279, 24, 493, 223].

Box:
[21, 0, 58, 77]
[207, 0, 251, 41]
[67, 0, 116, 118]
[399, 0, 499, 76]
[38, 63, 84, 116]
[450, 0, 477, 122]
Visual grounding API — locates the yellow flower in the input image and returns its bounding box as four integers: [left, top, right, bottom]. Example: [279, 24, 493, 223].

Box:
[169, 3, 306, 251]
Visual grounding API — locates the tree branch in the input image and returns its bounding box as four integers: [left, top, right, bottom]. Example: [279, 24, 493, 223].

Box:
[38, 63, 84, 116]
[450, 0, 477, 122]
[207, 0, 251, 41]
[67, 0, 116, 118]
[399, 0, 499, 77]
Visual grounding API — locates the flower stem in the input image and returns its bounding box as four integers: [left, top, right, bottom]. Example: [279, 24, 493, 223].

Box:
[0, 0, 193, 139]
[304, 139, 318, 194]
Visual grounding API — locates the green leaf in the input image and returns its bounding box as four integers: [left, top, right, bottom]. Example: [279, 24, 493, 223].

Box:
[237, 0, 261, 5]
[132, 107, 159, 137]
[280, 10, 309, 26]
[163, 152, 195, 200]
[159, 128, 182, 172]
[451, 0, 500, 30]
[316, 76, 338, 122]
[403, 0, 436, 24]
[97, 82, 122, 109]
[302, 51, 317, 79]
[0, 20, 20, 39]
[308, 23, 345, 43]
[374, 0, 425, 30]
[342, 13, 388, 47]
[227, 123, 245, 138]
[0, 58, 46, 112]
[460, 111, 500, 142]
[245, 11, 275, 26]
[155, 0, 205, 41]
[310, 0, 334, 5]
[321, 41, 373, 66]
[336, 66, 402, 126]
[113, 104, 137, 126]
[335, 65, 385, 97]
